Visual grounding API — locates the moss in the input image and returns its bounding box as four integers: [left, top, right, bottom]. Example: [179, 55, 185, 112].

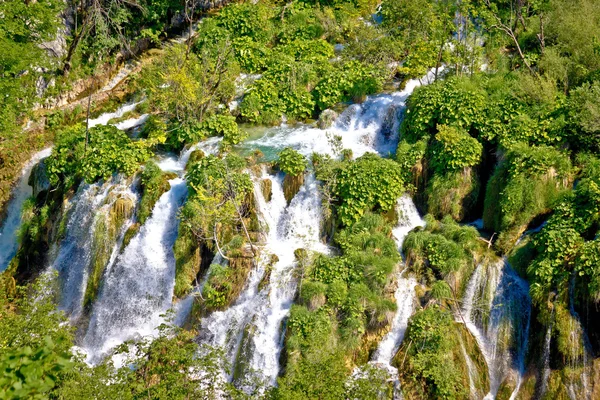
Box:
[425, 168, 479, 222]
[121, 223, 139, 250]
[283, 173, 304, 204]
[258, 253, 278, 292]
[83, 195, 134, 309]
[394, 308, 489, 400]
[173, 224, 202, 299]
[200, 246, 256, 313]
[186, 149, 205, 169]
[139, 162, 177, 225]
[261, 178, 272, 202]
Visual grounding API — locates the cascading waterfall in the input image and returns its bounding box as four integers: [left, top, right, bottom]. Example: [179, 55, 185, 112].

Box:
[537, 312, 554, 399]
[461, 260, 531, 400]
[81, 139, 221, 363]
[368, 195, 422, 399]
[51, 176, 136, 320]
[566, 276, 593, 400]
[372, 195, 424, 365]
[198, 169, 329, 388]
[82, 177, 187, 363]
[244, 70, 438, 160]
[0, 147, 52, 272]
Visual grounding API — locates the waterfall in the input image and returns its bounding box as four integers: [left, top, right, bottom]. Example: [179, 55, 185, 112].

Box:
[537, 314, 553, 399]
[372, 195, 423, 364]
[244, 69, 439, 161]
[82, 177, 187, 363]
[79, 139, 221, 363]
[461, 260, 531, 399]
[198, 169, 329, 388]
[461, 339, 481, 400]
[566, 276, 593, 400]
[51, 176, 136, 320]
[87, 101, 141, 129]
[367, 195, 422, 399]
[0, 147, 52, 272]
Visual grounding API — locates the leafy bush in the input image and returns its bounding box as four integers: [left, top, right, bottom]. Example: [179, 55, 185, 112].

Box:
[46, 124, 152, 185]
[399, 306, 468, 400]
[335, 153, 404, 226]
[429, 125, 482, 174]
[483, 143, 573, 240]
[277, 148, 307, 176]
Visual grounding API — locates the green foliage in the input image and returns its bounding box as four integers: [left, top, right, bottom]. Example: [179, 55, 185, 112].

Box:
[277, 148, 307, 176]
[141, 37, 239, 148]
[403, 215, 481, 283]
[278, 212, 400, 398]
[139, 161, 174, 225]
[335, 153, 404, 226]
[567, 81, 600, 151]
[0, 337, 73, 400]
[430, 125, 482, 174]
[45, 125, 152, 185]
[399, 306, 468, 400]
[483, 143, 573, 244]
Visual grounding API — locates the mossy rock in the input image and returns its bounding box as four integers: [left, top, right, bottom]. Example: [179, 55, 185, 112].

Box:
[201, 246, 256, 313]
[426, 168, 479, 222]
[186, 149, 205, 169]
[83, 196, 135, 310]
[261, 178, 272, 202]
[122, 223, 140, 251]
[283, 173, 304, 204]
[258, 254, 278, 292]
[173, 225, 201, 299]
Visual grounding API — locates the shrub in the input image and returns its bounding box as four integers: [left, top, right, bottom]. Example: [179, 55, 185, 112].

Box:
[335, 153, 404, 226]
[277, 148, 307, 176]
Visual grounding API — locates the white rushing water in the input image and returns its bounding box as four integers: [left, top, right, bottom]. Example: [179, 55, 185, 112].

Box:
[81, 138, 222, 363]
[87, 101, 141, 129]
[244, 69, 438, 160]
[461, 259, 531, 400]
[82, 177, 187, 363]
[198, 169, 329, 388]
[372, 195, 423, 364]
[51, 177, 136, 320]
[0, 147, 52, 272]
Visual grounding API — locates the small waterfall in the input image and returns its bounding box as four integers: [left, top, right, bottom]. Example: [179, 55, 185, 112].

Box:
[461, 260, 531, 399]
[369, 195, 423, 399]
[567, 277, 593, 400]
[87, 101, 141, 129]
[198, 169, 328, 388]
[537, 314, 554, 399]
[461, 339, 481, 400]
[244, 69, 439, 160]
[82, 177, 187, 363]
[51, 176, 136, 320]
[0, 147, 52, 272]
[373, 196, 423, 364]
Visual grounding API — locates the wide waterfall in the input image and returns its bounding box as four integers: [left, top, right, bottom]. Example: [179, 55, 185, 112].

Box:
[51, 177, 137, 320]
[82, 177, 186, 363]
[461, 260, 531, 399]
[81, 138, 221, 363]
[0, 148, 52, 272]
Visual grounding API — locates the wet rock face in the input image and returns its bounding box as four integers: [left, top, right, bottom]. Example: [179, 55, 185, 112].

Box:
[317, 109, 339, 129]
[261, 179, 272, 202]
[380, 105, 400, 139]
[28, 161, 51, 199]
